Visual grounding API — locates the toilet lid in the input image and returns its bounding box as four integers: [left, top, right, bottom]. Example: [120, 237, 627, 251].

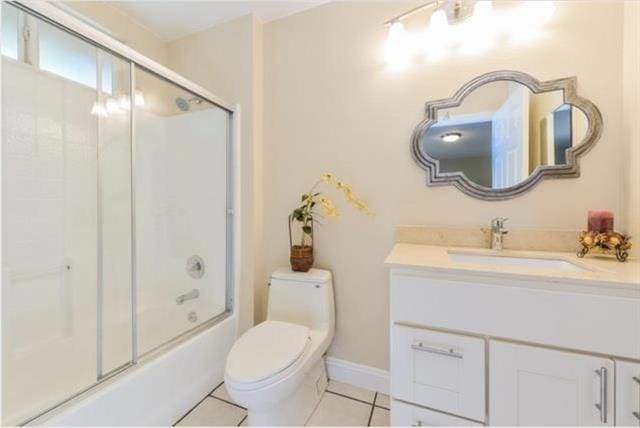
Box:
[226, 320, 310, 384]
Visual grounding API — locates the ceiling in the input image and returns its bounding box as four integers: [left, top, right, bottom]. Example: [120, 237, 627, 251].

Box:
[107, 1, 327, 41]
[422, 121, 493, 160]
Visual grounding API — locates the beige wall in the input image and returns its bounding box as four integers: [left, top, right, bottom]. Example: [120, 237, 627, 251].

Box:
[64, 2, 169, 65]
[263, 1, 627, 370]
[168, 15, 264, 335]
[624, 1, 640, 242]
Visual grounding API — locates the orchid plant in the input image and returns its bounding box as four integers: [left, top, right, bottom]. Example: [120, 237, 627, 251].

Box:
[290, 173, 372, 247]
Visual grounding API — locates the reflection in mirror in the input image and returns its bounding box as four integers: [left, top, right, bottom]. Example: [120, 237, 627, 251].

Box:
[421, 80, 588, 189]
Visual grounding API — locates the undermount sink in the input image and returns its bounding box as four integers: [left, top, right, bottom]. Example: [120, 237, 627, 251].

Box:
[448, 251, 587, 272]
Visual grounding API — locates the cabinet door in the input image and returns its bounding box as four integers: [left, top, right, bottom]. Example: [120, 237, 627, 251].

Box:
[490, 341, 613, 426]
[616, 360, 640, 427]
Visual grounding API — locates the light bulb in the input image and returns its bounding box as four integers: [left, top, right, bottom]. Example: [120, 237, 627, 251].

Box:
[384, 21, 414, 71]
[429, 9, 448, 34]
[473, 0, 493, 22]
[523, 0, 556, 25]
[134, 89, 145, 107]
[423, 9, 450, 60]
[460, 0, 495, 56]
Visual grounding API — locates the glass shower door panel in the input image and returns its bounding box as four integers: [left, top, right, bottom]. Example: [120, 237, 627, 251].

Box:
[1, 4, 132, 423]
[134, 68, 229, 355]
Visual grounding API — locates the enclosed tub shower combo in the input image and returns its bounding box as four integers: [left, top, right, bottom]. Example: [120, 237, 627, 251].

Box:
[1, 2, 238, 425]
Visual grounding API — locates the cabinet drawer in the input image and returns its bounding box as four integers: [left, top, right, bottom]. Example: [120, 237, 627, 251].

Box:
[391, 399, 483, 426]
[391, 325, 485, 422]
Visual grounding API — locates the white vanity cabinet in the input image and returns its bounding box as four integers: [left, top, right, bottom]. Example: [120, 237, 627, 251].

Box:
[387, 244, 640, 427]
[489, 341, 614, 426]
[615, 361, 640, 426]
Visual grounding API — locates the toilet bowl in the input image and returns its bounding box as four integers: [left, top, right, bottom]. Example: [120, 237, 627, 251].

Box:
[224, 268, 334, 426]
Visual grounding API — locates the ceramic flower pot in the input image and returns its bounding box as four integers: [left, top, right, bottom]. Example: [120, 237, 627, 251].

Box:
[290, 245, 314, 272]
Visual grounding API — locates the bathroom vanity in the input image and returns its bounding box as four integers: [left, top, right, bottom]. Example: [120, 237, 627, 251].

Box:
[386, 243, 640, 426]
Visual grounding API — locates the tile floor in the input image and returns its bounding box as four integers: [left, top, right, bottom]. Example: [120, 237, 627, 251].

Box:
[175, 380, 390, 427]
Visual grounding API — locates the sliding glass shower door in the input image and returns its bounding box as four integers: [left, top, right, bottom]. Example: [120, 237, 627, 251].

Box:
[1, 2, 132, 423]
[134, 68, 229, 356]
[1, 2, 232, 425]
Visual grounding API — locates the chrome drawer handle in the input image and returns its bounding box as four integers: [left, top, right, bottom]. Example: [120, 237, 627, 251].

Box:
[411, 341, 463, 359]
[594, 367, 608, 424]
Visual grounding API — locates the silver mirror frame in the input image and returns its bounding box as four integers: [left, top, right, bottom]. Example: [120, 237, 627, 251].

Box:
[411, 70, 603, 200]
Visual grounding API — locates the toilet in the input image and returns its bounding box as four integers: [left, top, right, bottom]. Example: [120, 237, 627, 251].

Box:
[224, 268, 335, 426]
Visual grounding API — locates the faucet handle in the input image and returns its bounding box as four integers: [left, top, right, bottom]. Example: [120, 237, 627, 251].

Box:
[492, 217, 509, 231]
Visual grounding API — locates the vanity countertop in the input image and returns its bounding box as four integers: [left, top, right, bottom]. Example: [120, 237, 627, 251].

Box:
[385, 243, 640, 291]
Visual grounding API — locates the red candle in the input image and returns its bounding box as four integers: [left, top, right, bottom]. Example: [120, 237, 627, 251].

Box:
[587, 210, 614, 232]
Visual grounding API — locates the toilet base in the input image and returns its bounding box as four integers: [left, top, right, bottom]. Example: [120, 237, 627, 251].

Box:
[246, 358, 328, 426]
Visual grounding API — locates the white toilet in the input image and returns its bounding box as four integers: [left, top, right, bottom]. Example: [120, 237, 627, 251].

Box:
[224, 268, 335, 426]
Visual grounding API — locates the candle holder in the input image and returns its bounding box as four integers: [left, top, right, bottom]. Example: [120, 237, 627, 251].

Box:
[577, 230, 632, 262]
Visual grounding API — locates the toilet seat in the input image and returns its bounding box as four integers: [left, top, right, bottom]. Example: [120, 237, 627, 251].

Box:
[225, 320, 311, 389]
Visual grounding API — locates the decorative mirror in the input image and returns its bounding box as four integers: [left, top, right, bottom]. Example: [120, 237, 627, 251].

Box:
[411, 70, 602, 200]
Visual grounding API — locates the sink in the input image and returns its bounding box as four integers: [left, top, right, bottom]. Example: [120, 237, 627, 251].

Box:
[448, 251, 587, 272]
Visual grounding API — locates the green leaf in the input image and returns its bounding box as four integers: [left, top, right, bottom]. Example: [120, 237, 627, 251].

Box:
[302, 225, 312, 234]
[301, 194, 309, 201]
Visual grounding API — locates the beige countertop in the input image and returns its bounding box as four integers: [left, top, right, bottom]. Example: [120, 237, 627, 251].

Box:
[385, 243, 640, 291]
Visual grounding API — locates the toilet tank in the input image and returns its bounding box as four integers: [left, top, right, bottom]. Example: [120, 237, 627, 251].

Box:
[267, 268, 334, 333]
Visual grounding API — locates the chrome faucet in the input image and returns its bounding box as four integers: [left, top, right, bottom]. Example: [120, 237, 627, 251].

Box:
[491, 217, 508, 251]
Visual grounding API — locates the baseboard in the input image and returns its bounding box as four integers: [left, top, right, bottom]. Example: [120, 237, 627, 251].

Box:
[325, 356, 390, 395]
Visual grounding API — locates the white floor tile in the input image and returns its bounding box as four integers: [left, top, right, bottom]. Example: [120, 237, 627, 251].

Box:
[177, 397, 246, 426]
[374, 393, 390, 409]
[369, 407, 390, 427]
[212, 383, 240, 406]
[306, 392, 372, 426]
[327, 380, 376, 403]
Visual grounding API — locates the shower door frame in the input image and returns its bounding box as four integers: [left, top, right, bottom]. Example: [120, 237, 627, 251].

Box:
[2, 1, 239, 425]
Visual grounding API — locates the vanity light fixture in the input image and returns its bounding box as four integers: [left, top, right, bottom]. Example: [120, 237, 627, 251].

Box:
[441, 132, 462, 143]
[383, 0, 556, 69]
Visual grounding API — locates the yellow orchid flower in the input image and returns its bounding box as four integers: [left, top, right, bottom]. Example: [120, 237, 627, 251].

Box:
[320, 197, 340, 218]
[321, 173, 334, 184]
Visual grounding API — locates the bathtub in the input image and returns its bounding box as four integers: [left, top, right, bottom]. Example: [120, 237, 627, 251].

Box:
[30, 314, 237, 426]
